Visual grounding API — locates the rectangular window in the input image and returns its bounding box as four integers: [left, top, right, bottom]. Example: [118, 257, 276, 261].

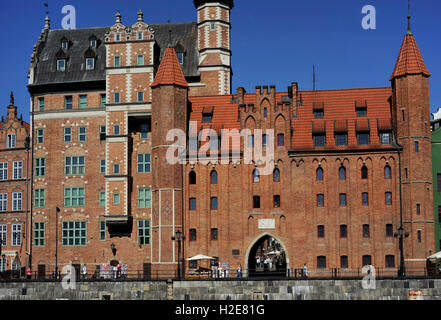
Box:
[317, 194, 324, 207]
[177, 52, 184, 65]
[13, 161, 22, 179]
[38, 97, 45, 111]
[137, 91, 144, 102]
[137, 31, 143, 40]
[340, 225, 347, 238]
[335, 134, 348, 146]
[386, 224, 393, 237]
[113, 164, 120, 175]
[253, 196, 260, 209]
[99, 221, 106, 241]
[416, 203, 421, 215]
[317, 256, 326, 269]
[138, 220, 150, 245]
[363, 225, 370, 238]
[12, 224, 21, 246]
[114, 56, 121, 67]
[64, 188, 85, 207]
[0, 194, 7, 211]
[0, 256, 5, 272]
[115, 33, 121, 42]
[263, 134, 268, 146]
[12, 192, 22, 211]
[64, 96, 73, 109]
[113, 193, 120, 205]
[90, 40, 97, 48]
[189, 198, 196, 210]
[100, 94, 106, 108]
[34, 222, 45, 247]
[141, 124, 149, 140]
[100, 126, 106, 141]
[317, 225, 325, 238]
[65, 156, 85, 175]
[362, 192, 368, 206]
[57, 59, 66, 71]
[417, 230, 422, 243]
[357, 133, 370, 145]
[137, 154, 151, 173]
[414, 141, 419, 152]
[138, 188, 152, 209]
[202, 113, 212, 123]
[273, 195, 281, 208]
[314, 135, 325, 147]
[385, 192, 392, 205]
[64, 127, 72, 142]
[0, 162, 7, 181]
[362, 255, 372, 266]
[357, 108, 367, 117]
[340, 256, 348, 269]
[277, 134, 284, 146]
[78, 127, 87, 142]
[211, 228, 218, 241]
[210, 197, 218, 210]
[62, 221, 87, 246]
[380, 132, 392, 144]
[385, 255, 395, 268]
[79, 95, 87, 109]
[189, 229, 197, 241]
[34, 189, 45, 208]
[114, 92, 120, 104]
[137, 55, 144, 66]
[100, 159, 106, 174]
[0, 225, 6, 247]
[113, 125, 120, 135]
[314, 110, 324, 119]
[99, 191, 105, 207]
[37, 129, 44, 144]
[7, 134, 16, 149]
[210, 22, 216, 30]
[86, 58, 94, 70]
[339, 193, 347, 206]
[248, 135, 254, 147]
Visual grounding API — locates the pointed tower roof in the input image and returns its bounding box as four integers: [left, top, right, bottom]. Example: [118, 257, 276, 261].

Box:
[390, 26, 431, 80]
[151, 47, 188, 88]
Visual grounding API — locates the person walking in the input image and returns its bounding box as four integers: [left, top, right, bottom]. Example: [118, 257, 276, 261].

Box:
[26, 267, 32, 280]
[237, 264, 242, 278]
[303, 263, 308, 278]
[82, 265, 87, 280]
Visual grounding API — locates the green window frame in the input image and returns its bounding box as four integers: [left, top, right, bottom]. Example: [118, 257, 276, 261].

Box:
[138, 220, 150, 245]
[38, 97, 45, 111]
[137, 54, 144, 66]
[34, 189, 45, 208]
[100, 94, 106, 108]
[114, 56, 121, 67]
[64, 127, 72, 142]
[99, 191, 106, 207]
[64, 187, 85, 207]
[64, 96, 73, 109]
[113, 164, 120, 175]
[35, 158, 45, 177]
[65, 156, 85, 175]
[114, 92, 120, 104]
[99, 221, 106, 241]
[79, 95, 87, 109]
[113, 193, 120, 205]
[62, 221, 87, 246]
[137, 91, 144, 102]
[138, 188, 151, 208]
[113, 125, 120, 135]
[37, 129, 44, 144]
[34, 222, 45, 247]
[137, 154, 151, 173]
[100, 159, 106, 174]
[78, 127, 87, 142]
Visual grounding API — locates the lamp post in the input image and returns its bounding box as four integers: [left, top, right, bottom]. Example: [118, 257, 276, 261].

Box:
[55, 207, 60, 279]
[394, 226, 409, 278]
[171, 230, 185, 279]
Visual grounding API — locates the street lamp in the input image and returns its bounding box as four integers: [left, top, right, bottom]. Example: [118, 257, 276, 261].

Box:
[171, 230, 185, 279]
[394, 226, 409, 278]
[55, 207, 60, 279]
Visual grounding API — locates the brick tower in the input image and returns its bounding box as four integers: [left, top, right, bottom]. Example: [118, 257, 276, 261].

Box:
[150, 46, 188, 274]
[390, 18, 434, 270]
[193, 0, 234, 95]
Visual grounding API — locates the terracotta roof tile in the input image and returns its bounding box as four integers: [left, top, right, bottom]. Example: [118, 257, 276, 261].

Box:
[151, 47, 188, 88]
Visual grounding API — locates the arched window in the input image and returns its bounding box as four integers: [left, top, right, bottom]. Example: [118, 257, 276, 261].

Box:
[361, 166, 368, 179]
[384, 165, 391, 179]
[210, 170, 218, 184]
[339, 166, 346, 180]
[189, 171, 196, 184]
[273, 168, 280, 182]
[316, 167, 323, 181]
[253, 169, 260, 183]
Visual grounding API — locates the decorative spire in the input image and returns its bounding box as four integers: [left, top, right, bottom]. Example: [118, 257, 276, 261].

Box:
[44, 3, 50, 29]
[137, 9, 144, 22]
[9, 92, 14, 106]
[168, 28, 172, 48]
[115, 10, 122, 24]
[407, 0, 412, 35]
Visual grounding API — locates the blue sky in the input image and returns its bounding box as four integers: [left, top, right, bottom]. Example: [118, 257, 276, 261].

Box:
[0, 0, 440, 123]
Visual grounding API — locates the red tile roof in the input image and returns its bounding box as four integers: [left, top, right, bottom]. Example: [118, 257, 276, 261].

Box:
[189, 87, 393, 152]
[151, 47, 188, 88]
[390, 33, 431, 80]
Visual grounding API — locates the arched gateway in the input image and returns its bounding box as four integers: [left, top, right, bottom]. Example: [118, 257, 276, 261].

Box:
[244, 233, 290, 277]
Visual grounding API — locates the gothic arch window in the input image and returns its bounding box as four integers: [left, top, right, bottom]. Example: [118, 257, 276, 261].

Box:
[361, 165, 368, 179]
[273, 168, 280, 182]
[339, 166, 346, 180]
[189, 171, 196, 184]
[210, 170, 218, 184]
[316, 167, 323, 181]
[384, 165, 391, 179]
[253, 169, 260, 183]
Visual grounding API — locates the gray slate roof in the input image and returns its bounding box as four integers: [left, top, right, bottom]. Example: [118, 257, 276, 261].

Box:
[32, 22, 199, 86]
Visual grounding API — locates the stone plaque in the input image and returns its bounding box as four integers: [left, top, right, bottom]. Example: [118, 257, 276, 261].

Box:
[258, 219, 275, 229]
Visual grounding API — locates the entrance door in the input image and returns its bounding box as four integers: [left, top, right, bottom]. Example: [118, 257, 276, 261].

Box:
[247, 235, 287, 277]
[143, 263, 151, 279]
[37, 264, 46, 279]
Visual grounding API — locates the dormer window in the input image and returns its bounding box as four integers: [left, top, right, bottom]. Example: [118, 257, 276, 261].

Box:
[202, 106, 214, 123]
[57, 59, 66, 71]
[62, 41, 68, 49]
[313, 102, 325, 119]
[137, 32, 143, 40]
[380, 131, 392, 144]
[355, 100, 368, 117]
[7, 134, 16, 149]
[86, 58, 95, 70]
[177, 52, 184, 65]
[90, 40, 97, 48]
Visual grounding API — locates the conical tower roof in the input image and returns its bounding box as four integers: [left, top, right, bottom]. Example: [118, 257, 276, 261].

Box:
[151, 47, 188, 88]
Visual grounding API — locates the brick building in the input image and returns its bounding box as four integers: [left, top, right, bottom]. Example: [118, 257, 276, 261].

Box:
[0, 93, 31, 275]
[25, 0, 434, 277]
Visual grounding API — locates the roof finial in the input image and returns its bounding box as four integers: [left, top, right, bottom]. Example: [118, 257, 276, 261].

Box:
[137, 9, 144, 22]
[10, 92, 14, 106]
[407, 0, 413, 35]
[116, 10, 122, 24]
[168, 27, 172, 48]
[44, 3, 50, 29]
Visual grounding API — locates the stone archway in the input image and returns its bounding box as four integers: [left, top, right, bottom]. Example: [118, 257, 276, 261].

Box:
[244, 233, 290, 277]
